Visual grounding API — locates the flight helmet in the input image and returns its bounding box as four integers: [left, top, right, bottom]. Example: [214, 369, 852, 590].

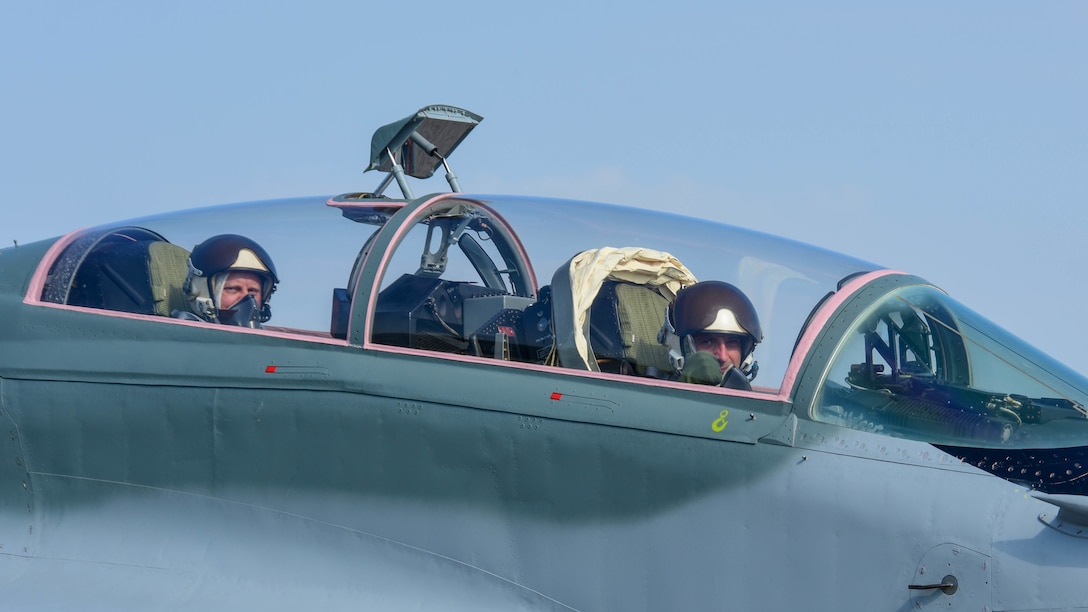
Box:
[669, 280, 763, 378]
[184, 234, 278, 325]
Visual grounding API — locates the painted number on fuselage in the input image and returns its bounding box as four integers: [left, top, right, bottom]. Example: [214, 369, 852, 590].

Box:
[712, 409, 729, 432]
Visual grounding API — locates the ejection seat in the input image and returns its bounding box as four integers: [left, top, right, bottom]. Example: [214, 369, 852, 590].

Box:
[549, 247, 697, 377]
[45, 226, 191, 317]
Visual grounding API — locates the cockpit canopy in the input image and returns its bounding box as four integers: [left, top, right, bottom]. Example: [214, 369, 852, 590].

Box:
[30, 192, 1088, 469]
[38, 194, 866, 384]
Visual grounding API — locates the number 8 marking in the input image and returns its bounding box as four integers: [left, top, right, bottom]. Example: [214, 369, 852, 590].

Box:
[712, 409, 729, 432]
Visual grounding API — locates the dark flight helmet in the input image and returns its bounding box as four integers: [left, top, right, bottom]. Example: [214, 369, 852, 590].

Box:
[184, 234, 278, 324]
[670, 280, 763, 367]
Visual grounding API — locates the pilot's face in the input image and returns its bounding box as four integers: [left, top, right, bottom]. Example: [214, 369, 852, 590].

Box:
[220, 271, 264, 310]
[691, 333, 744, 374]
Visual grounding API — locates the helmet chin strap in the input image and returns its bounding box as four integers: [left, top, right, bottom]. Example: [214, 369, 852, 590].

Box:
[740, 355, 759, 382]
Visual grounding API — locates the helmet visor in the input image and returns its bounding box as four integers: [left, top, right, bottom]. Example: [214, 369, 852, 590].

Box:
[673, 281, 763, 342]
[189, 234, 279, 282]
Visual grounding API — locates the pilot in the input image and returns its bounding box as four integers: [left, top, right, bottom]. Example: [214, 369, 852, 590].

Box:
[174, 234, 278, 328]
[667, 280, 763, 390]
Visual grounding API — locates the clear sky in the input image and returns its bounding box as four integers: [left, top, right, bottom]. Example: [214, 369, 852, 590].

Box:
[2, 2, 1086, 372]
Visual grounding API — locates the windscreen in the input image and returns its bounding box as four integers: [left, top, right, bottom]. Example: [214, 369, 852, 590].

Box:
[813, 284, 1088, 449]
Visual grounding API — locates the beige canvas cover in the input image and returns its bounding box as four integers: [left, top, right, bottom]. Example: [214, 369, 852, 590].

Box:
[551, 246, 697, 370]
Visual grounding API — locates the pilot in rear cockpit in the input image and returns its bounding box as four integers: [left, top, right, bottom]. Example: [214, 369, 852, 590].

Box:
[665, 280, 763, 390]
[173, 234, 278, 329]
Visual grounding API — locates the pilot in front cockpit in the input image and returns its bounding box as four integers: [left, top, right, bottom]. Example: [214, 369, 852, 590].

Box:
[665, 280, 763, 390]
[173, 234, 279, 329]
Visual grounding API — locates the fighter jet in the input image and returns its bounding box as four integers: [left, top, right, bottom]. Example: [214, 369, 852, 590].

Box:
[1, 105, 1085, 610]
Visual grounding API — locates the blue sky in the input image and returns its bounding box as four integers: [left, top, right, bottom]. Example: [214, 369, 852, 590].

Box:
[2, 2, 1086, 372]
